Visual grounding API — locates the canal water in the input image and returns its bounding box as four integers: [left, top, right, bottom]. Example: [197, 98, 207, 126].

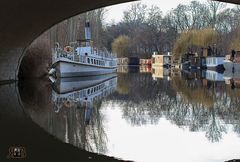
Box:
[1, 66, 240, 162]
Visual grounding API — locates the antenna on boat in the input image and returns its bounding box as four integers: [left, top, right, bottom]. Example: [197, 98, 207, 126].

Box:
[85, 20, 91, 41]
[84, 12, 91, 47]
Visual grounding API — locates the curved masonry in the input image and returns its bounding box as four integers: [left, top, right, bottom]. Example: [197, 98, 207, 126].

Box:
[0, 0, 238, 82]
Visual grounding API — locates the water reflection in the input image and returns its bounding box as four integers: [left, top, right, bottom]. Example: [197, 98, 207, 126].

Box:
[0, 80, 122, 162]
[21, 74, 117, 155]
[17, 67, 240, 162]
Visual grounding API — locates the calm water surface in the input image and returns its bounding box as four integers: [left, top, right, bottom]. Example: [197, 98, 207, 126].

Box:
[1, 67, 240, 162]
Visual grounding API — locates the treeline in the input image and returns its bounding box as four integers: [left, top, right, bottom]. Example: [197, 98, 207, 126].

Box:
[108, 1, 240, 58]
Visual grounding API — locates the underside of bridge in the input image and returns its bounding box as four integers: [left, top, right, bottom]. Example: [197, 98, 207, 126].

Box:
[0, 0, 239, 82]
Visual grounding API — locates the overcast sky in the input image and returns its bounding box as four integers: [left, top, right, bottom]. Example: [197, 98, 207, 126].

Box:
[105, 0, 235, 23]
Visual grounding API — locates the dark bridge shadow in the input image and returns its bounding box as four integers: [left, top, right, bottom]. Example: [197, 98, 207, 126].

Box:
[0, 82, 130, 162]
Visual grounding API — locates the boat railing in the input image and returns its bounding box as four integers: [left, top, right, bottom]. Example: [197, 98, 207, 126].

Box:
[53, 42, 117, 66]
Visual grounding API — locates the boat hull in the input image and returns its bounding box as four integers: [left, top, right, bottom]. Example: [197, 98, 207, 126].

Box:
[206, 64, 224, 72]
[223, 61, 240, 72]
[53, 60, 117, 78]
[51, 73, 117, 94]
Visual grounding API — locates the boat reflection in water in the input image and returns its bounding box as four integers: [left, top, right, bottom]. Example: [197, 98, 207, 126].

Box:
[204, 70, 224, 81]
[47, 74, 117, 153]
[151, 66, 171, 80]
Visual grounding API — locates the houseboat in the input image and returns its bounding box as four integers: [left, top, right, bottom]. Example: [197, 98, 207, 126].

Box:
[117, 57, 139, 65]
[139, 59, 152, 65]
[181, 47, 225, 70]
[223, 51, 240, 73]
[152, 52, 172, 68]
[206, 56, 224, 71]
[50, 22, 117, 78]
[181, 52, 207, 70]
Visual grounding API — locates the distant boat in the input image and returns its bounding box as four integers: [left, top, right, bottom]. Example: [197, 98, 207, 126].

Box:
[51, 22, 117, 78]
[206, 56, 224, 71]
[223, 53, 240, 73]
[152, 52, 172, 68]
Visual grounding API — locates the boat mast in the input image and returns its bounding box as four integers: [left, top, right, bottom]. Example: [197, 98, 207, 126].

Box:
[85, 12, 91, 47]
[85, 22, 91, 42]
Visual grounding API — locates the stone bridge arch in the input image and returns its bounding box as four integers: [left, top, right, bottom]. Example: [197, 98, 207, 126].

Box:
[0, 0, 239, 82]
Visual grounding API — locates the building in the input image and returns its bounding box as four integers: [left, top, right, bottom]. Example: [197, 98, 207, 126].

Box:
[152, 53, 172, 68]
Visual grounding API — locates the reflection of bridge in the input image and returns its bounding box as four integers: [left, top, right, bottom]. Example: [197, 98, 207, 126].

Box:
[0, 0, 239, 82]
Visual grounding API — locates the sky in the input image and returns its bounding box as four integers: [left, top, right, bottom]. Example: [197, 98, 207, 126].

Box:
[105, 0, 235, 23]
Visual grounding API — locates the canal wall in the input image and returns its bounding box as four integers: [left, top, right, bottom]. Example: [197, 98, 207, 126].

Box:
[0, 49, 24, 83]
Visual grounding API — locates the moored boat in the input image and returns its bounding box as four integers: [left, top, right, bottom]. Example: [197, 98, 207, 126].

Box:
[206, 56, 224, 71]
[51, 22, 117, 78]
[223, 52, 240, 73]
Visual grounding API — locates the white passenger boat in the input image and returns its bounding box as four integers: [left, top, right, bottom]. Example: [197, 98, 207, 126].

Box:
[51, 22, 117, 78]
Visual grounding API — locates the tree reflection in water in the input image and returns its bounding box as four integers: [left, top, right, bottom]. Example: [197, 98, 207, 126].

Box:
[109, 70, 240, 143]
[19, 77, 118, 155]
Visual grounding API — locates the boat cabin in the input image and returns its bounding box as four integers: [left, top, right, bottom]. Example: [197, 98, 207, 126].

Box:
[206, 56, 224, 70]
[139, 59, 152, 65]
[152, 53, 172, 68]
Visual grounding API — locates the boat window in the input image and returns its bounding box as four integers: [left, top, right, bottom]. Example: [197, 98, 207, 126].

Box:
[96, 60, 99, 65]
[85, 53, 88, 56]
[91, 59, 93, 64]
[94, 59, 96, 64]
[87, 89, 90, 94]
[87, 58, 90, 64]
